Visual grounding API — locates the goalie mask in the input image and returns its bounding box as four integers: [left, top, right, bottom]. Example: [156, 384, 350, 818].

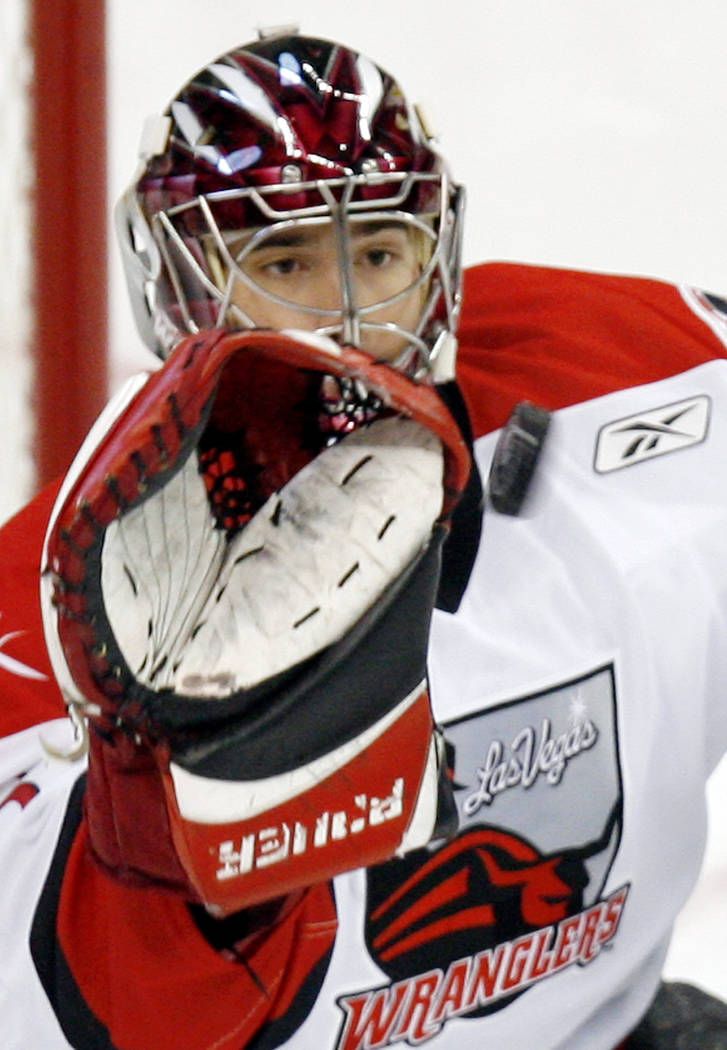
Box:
[116, 32, 464, 381]
[42, 328, 472, 915]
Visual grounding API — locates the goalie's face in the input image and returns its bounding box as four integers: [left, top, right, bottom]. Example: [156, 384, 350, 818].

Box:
[220, 217, 430, 367]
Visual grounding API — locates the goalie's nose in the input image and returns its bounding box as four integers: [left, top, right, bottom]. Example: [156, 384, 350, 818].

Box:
[310, 264, 346, 313]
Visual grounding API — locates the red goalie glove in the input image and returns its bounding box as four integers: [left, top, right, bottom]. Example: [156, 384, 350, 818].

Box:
[42, 328, 471, 915]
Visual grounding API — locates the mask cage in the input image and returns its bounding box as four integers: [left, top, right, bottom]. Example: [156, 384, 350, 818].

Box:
[122, 170, 464, 381]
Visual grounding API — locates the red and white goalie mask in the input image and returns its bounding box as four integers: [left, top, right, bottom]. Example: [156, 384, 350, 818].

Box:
[115, 32, 464, 383]
[42, 328, 471, 915]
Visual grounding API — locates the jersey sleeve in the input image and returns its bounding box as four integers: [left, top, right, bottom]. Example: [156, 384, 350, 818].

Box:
[0, 482, 66, 738]
[457, 262, 727, 439]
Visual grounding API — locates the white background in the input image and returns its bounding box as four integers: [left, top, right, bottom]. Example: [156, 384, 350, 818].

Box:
[3, 0, 727, 1010]
[107, 0, 727, 383]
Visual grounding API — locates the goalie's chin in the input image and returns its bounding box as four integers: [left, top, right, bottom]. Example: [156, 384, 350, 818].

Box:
[42, 328, 469, 914]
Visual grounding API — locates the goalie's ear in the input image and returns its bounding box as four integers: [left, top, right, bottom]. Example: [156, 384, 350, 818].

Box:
[42, 327, 471, 912]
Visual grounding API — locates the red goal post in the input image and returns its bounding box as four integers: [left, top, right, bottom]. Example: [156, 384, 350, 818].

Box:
[30, 0, 108, 490]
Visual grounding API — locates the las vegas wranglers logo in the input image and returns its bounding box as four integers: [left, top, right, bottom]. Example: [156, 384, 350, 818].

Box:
[337, 665, 627, 1050]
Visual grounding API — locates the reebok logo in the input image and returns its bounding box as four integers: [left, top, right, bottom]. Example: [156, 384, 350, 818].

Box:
[594, 396, 709, 473]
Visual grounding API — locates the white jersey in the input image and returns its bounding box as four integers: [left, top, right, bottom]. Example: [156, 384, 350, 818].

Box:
[2, 262, 727, 1049]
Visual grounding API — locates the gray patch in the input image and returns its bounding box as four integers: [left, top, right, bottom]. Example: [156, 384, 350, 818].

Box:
[444, 665, 623, 905]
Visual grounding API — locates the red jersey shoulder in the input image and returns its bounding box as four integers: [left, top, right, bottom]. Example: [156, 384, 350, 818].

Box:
[457, 261, 727, 438]
[0, 481, 65, 737]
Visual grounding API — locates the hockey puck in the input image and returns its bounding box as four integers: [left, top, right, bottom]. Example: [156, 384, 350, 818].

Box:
[487, 401, 551, 515]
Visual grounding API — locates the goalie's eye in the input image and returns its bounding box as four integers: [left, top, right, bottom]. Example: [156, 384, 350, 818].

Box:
[246, 245, 320, 284]
[352, 224, 413, 270]
[361, 248, 394, 268]
[263, 255, 304, 277]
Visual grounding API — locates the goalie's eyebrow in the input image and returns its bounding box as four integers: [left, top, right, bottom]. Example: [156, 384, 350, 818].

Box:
[240, 220, 410, 253]
[246, 231, 307, 250]
[350, 220, 410, 237]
